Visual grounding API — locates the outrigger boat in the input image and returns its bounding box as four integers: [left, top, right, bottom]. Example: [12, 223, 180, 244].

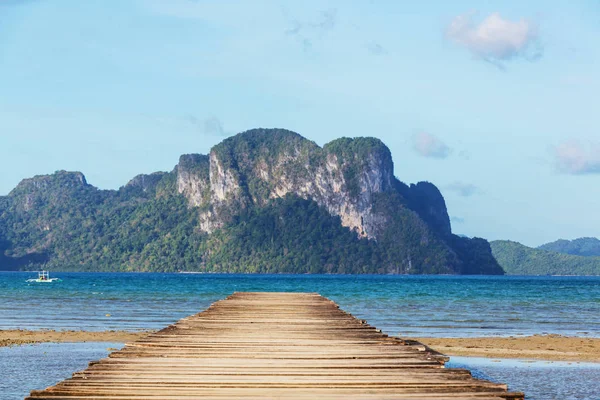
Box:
[26, 270, 61, 283]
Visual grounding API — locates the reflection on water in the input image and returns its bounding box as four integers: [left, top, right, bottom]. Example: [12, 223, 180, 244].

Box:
[1, 273, 599, 338]
[447, 356, 600, 400]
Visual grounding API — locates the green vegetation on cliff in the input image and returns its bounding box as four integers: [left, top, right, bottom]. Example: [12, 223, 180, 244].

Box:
[491, 240, 600, 276]
[201, 195, 377, 273]
[538, 237, 600, 257]
[0, 129, 503, 274]
[1, 185, 499, 274]
[198, 195, 502, 274]
[0, 171, 203, 271]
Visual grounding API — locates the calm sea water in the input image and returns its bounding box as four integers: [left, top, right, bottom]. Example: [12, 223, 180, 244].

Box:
[1, 272, 599, 337]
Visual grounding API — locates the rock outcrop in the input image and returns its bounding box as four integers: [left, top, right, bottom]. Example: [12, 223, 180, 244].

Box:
[0, 128, 503, 274]
[176, 130, 403, 239]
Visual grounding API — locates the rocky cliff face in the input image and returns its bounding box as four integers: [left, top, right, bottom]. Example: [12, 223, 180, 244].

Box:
[176, 154, 210, 208]
[176, 130, 399, 239]
[0, 128, 502, 274]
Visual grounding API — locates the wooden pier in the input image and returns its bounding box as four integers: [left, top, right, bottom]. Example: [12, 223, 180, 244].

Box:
[27, 292, 524, 399]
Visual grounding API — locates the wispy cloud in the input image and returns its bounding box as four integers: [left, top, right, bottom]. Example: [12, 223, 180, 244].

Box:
[203, 116, 228, 136]
[184, 115, 229, 137]
[284, 8, 337, 51]
[554, 140, 600, 175]
[366, 42, 386, 55]
[445, 182, 480, 197]
[412, 132, 451, 159]
[312, 9, 337, 31]
[458, 150, 471, 160]
[446, 12, 542, 68]
[451, 216, 466, 224]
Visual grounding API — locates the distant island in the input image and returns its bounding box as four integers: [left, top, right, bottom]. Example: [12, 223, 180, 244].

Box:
[538, 237, 600, 257]
[491, 239, 600, 276]
[0, 129, 502, 275]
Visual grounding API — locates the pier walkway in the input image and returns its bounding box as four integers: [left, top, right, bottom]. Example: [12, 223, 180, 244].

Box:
[27, 292, 524, 399]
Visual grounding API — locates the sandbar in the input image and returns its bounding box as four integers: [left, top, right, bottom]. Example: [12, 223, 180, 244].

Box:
[0, 329, 151, 347]
[3, 330, 599, 362]
[413, 334, 600, 362]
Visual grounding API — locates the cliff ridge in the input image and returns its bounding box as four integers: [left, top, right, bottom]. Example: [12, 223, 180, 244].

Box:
[0, 128, 502, 274]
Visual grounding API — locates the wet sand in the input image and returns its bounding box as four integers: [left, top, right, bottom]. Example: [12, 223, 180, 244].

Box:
[2, 330, 599, 362]
[413, 334, 600, 362]
[0, 329, 151, 347]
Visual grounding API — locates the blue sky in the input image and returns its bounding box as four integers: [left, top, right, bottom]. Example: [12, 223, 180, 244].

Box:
[1, 0, 599, 246]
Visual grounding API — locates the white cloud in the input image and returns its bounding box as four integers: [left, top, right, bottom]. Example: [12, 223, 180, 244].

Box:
[446, 12, 542, 66]
[412, 132, 451, 159]
[554, 140, 600, 175]
[445, 182, 480, 197]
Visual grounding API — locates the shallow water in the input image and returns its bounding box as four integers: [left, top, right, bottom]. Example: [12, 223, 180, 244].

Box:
[0, 342, 120, 400]
[1, 273, 599, 337]
[447, 356, 600, 400]
[2, 343, 598, 400]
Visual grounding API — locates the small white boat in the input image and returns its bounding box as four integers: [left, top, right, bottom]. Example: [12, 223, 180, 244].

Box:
[26, 270, 61, 283]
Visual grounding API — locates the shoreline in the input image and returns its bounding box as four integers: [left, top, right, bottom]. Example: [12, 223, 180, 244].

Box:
[0, 329, 152, 347]
[2, 330, 599, 362]
[412, 335, 600, 363]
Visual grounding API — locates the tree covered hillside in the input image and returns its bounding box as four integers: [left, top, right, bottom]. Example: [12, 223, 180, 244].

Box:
[491, 240, 600, 276]
[0, 129, 503, 275]
[0, 171, 203, 271]
[538, 237, 600, 257]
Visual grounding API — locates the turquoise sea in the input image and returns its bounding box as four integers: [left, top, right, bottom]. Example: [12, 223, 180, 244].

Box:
[1, 272, 599, 399]
[1, 273, 599, 337]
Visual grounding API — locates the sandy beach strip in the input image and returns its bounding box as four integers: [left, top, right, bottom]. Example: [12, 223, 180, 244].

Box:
[413, 335, 600, 362]
[2, 330, 599, 362]
[0, 329, 151, 347]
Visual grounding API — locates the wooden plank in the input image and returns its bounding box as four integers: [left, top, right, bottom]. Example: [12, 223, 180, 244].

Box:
[26, 292, 524, 400]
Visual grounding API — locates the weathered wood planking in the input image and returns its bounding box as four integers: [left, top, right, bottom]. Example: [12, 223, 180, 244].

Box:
[26, 292, 524, 399]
